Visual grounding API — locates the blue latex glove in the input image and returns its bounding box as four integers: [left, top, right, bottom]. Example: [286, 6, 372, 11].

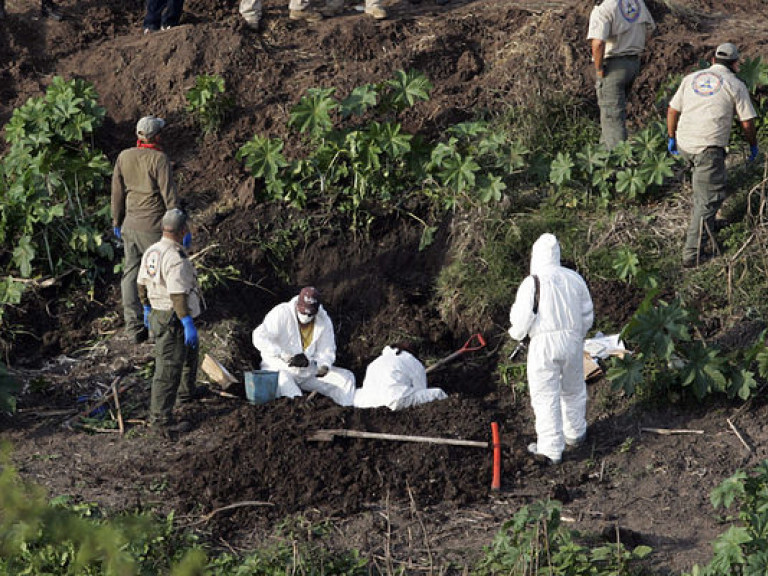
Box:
[749, 144, 759, 162]
[143, 305, 151, 330]
[180, 315, 198, 348]
[113, 226, 122, 239]
[182, 231, 192, 249]
[667, 137, 679, 156]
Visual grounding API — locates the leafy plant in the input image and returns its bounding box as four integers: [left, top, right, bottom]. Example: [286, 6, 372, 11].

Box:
[608, 298, 762, 401]
[476, 499, 651, 575]
[185, 74, 233, 135]
[1, 77, 112, 280]
[686, 460, 768, 576]
[0, 364, 21, 413]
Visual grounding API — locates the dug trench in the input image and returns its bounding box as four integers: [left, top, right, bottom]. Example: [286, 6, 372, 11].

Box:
[3, 0, 768, 573]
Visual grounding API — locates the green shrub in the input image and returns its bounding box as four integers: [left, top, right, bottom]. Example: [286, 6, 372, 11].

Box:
[185, 74, 233, 135]
[476, 499, 651, 575]
[686, 460, 768, 575]
[0, 77, 113, 338]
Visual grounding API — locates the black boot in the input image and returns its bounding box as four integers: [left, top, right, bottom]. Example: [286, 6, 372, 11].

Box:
[41, 0, 63, 20]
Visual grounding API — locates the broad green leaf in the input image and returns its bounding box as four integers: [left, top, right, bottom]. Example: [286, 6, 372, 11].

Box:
[237, 135, 288, 182]
[385, 69, 432, 111]
[438, 153, 480, 193]
[711, 471, 748, 510]
[447, 121, 488, 139]
[340, 84, 378, 118]
[13, 235, 35, 278]
[478, 174, 506, 204]
[639, 153, 675, 187]
[678, 342, 726, 400]
[288, 87, 338, 139]
[624, 300, 690, 360]
[615, 167, 647, 199]
[368, 121, 411, 158]
[612, 247, 640, 282]
[709, 526, 751, 571]
[549, 152, 574, 186]
[606, 353, 645, 396]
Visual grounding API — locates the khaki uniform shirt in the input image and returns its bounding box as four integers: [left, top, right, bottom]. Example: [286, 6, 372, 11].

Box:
[137, 237, 204, 318]
[111, 147, 178, 232]
[587, 0, 655, 58]
[670, 64, 757, 155]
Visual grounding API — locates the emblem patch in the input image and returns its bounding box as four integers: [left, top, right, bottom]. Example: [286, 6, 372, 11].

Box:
[146, 250, 160, 277]
[620, 0, 641, 23]
[692, 71, 723, 97]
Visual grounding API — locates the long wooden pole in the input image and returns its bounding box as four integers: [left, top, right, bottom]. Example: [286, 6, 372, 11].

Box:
[312, 428, 488, 448]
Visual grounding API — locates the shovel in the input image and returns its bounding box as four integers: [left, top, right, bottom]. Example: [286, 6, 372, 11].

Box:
[425, 333, 486, 374]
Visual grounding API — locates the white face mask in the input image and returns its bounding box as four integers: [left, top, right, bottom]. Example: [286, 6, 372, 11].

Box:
[297, 312, 315, 325]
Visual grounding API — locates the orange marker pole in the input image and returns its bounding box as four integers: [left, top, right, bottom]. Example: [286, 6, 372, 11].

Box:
[491, 421, 501, 491]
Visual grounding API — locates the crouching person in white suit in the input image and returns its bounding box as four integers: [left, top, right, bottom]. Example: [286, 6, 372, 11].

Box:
[252, 286, 356, 406]
[354, 343, 447, 410]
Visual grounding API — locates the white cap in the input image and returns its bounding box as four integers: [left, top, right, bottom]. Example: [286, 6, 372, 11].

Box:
[715, 43, 739, 62]
[136, 115, 165, 139]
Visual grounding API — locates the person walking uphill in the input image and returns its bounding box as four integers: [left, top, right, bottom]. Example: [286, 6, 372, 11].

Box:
[587, 0, 655, 150]
[252, 287, 356, 406]
[508, 233, 594, 466]
[112, 115, 178, 343]
[137, 209, 206, 437]
[667, 43, 759, 268]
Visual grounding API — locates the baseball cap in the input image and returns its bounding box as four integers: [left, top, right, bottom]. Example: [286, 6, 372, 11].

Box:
[162, 208, 187, 232]
[136, 115, 165, 139]
[715, 43, 739, 62]
[297, 286, 320, 315]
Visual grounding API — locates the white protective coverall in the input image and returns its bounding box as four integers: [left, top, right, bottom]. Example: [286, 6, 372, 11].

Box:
[354, 346, 447, 410]
[252, 296, 356, 406]
[508, 234, 594, 462]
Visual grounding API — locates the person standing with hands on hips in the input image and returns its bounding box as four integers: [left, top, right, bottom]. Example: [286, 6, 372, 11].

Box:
[587, 0, 655, 150]
[508, 234, 594, 466]
[667, 43, 759, 268]
[112, 115, 180, 343]
[137, 209, 206, 437]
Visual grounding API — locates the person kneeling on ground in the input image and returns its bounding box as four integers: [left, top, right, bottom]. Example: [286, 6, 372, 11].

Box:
[354, 342, 447, 410]
[252, 286, 356, 406]
[137, 209, 208, 437]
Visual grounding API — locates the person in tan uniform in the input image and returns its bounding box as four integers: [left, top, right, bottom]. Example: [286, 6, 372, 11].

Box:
[137, 209, 206, 436]
[587, 0, 655, 150]
[289, 0, 386, 22]
[111, 115, 178, 343]
[667, 43, 759, 268]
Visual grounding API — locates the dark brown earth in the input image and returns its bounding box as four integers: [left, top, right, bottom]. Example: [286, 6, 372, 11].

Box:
[2, 0, 768, 573]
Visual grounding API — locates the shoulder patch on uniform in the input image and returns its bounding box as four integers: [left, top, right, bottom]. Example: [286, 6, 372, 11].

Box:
[177, 250, 188, 260]
[145, 249, 160, 277]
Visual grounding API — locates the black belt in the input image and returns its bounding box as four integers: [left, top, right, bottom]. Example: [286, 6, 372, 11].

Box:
[607, 54, 640, 60]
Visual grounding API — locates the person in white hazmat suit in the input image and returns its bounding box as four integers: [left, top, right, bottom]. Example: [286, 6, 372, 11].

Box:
[508, 234, 594, 465]
[354, 343, 447, 410]
[252, 286, 356, 406]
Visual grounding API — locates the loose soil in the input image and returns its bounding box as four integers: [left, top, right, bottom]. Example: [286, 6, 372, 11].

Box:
[2, 0, 768, 573]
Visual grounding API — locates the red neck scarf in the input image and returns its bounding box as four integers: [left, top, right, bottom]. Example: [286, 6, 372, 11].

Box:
[137, 140, 162, 151]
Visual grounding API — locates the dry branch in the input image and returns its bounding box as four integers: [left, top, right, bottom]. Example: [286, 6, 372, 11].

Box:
[640, 427, 704, 435]
[186, 500, 275, 527]
[726, 418, 752, 453]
